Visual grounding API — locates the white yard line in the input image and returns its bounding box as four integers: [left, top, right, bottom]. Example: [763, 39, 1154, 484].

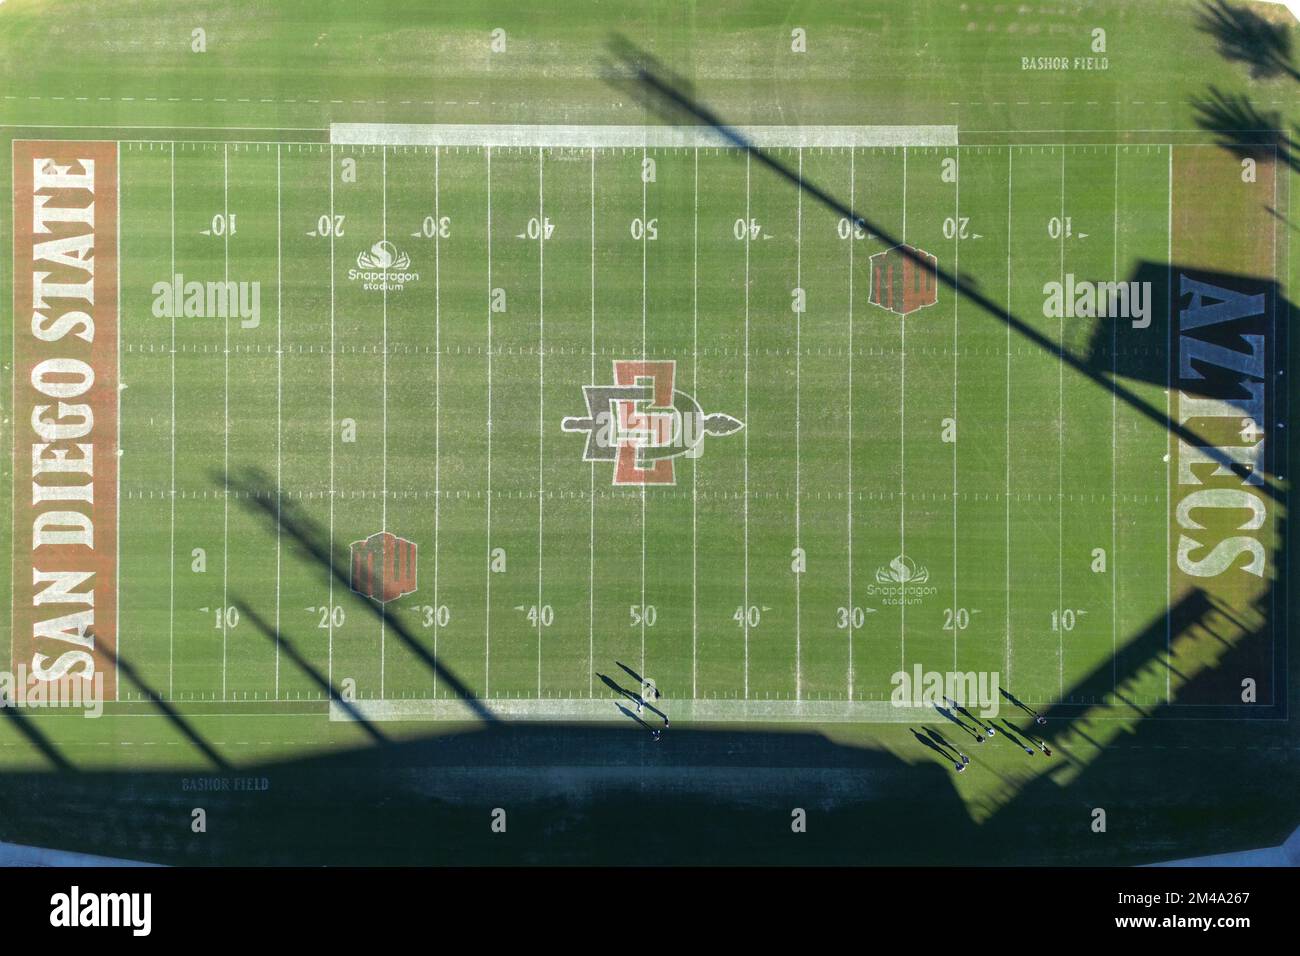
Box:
[1006, 148, 1013, 686]
[743, 149, 751, 699]
[116, 143, 122, 695]
[9, 140, 15, 700]
[692, 147, 700, 700]
[380, 147, 388, 698]
[952, 148, 960, 671]
[536, 147, 545, 696]
[328, 144, 337, 692]
[640, 146, 648, 678]
[222, 143, 230, 701]
[169, 142, 176, 699]
[794, 148, 803, 702]
[484, 146, 494, 697]
[433, 147, 442, 698]
[1112, 146, 1119, 692]
[1058, 147, 1065, 701]
[899, 147, 907, 676]
[1166, 144, 1173, 703]
[588, 148, 595, 698]
[275, 143, 283, 697]
[847, 148, 856, 699]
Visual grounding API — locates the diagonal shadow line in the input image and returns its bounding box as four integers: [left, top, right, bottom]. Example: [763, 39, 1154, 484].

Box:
[223, 467, 499, 725]
[606, 37, 1282, 503]
[0, 703, 74, 772]
[115, 652, 231, 771]
[235, 599, 388, 745]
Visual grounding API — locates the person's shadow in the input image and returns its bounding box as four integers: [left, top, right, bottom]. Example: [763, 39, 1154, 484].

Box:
[911, 728, 955, 764]
[935, 704, 981, 741]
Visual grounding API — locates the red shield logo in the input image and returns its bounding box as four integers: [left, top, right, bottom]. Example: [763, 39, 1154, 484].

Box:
[349, 531, 418, 603]
[869, 243, 939, 316]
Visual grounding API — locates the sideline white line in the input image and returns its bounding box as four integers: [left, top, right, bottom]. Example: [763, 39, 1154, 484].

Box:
[331, 124, 959, 148]
[333, 697, 970, 724]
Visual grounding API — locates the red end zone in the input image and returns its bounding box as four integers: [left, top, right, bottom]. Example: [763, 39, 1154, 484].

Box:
[11, 140, 119, 700]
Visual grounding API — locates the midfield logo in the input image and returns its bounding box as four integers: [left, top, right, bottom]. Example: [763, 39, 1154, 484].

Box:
[561, 360, 744, 485]
[349, 531, 418, 603]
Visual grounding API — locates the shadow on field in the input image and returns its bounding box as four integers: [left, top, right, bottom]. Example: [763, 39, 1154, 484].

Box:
[1191, 86, 1298, 171]
[602, 36, 1276, 501]
[0, 462, 1292, 863]
[1080, 263, 1289, 399]
[236, 600, 389, 745]
[1195, 0, 1300, 82]
[220, 466, 499, 727]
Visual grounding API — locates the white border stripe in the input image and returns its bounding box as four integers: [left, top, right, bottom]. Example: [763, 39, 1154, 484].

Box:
[330, 124, 959, 148]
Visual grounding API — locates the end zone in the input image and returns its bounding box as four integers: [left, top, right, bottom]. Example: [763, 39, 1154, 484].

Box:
[10, 140, 119, 701]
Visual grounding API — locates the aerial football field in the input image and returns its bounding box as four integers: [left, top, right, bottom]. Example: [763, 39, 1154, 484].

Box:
[0, 0, 1294, 865]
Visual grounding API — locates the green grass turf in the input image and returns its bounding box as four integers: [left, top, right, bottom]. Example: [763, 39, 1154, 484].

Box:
[0, 0, 1293, 864]
[100, 138, 1179, 711]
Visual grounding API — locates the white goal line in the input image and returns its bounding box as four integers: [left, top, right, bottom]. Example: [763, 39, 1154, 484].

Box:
[330, 123, 959, 148]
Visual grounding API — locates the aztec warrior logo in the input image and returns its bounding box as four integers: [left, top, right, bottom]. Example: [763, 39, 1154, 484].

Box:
[562, 360, 744, 485]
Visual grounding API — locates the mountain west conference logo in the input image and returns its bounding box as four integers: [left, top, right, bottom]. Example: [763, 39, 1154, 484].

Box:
[869, 243, 939, 316]
[349, 531, 418, 603]
[561, 360, 743, 485]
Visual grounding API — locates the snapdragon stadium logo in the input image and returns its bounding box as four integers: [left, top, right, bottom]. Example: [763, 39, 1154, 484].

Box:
[561, 360, 744, 485]
[349, 531, 418, 603]
[868, 554, 938, 606]
[869, 243, 939, 316]
[356, 240, 410, 271]
[349, 239, 419, 292]
[876, 554, 930, 586]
